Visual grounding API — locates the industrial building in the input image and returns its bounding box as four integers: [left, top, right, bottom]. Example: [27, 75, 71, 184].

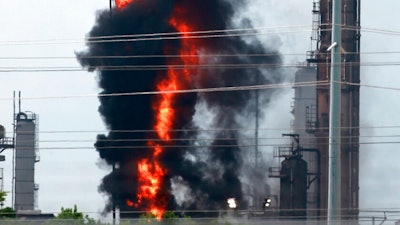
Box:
[14, 111, 40, 211]
[0, 93, 41, 213]
[0, 125, 13, 194]
[274, 0, 361, 221]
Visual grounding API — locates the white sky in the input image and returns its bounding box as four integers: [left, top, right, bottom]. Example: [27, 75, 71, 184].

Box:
[1, 0, 400, 221]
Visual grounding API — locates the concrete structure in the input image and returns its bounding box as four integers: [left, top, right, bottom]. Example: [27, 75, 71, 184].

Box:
[14, 112, 40, 211]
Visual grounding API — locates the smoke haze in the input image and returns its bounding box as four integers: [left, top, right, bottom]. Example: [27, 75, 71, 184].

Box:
[78, 0, 283, 213]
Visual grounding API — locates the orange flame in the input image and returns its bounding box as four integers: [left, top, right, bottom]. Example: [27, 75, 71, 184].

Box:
[115, 0, 134, 9]
[155, 77, 177, 140]
[169, 18, 200, 79]
[134, 142, 167, 220]
[130, 5, 200, 221]
[137, 159, 166, 200]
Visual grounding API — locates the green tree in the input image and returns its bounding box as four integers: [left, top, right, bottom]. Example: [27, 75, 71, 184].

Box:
[0, 191, 16, 218]
[49, 205, 97, 225]
[0, 207, 16, 219]
[0, 191, 6, 204]
[162, 211, 178, 225]
[57, 205, 83, 220]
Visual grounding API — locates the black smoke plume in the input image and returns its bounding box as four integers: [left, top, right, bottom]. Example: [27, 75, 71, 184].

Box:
[78, 0, 283, 214]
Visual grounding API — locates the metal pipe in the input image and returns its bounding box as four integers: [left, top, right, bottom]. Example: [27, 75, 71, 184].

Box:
[328, 0, 342, 223]
[255, 74, 259, 168]
[112, 163, 116, 225]
[379, 212, 387, 225]
[12, 91, 15, 209]
[300, 148, 321, 219]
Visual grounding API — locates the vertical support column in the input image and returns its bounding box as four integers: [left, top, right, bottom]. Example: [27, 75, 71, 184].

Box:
[328, 0, 342, 223]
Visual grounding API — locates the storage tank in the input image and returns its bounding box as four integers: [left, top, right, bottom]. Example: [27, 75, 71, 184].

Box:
[279, 155, 307, 219]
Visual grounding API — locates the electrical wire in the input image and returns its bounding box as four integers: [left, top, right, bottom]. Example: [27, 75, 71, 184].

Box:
[26, 140, 400, 151]
[0, 24, 398, 47]
[4, 60, 400, 72]
[4, 51, 400, 61]
[0, 53, 284, 60]
[0, 24, 318, 46]
[0, 79, 398, 102]
[0, 80, 329, 101]
[8, 135, 400, 146]
[0, 24, 393, 47]
[5, 123, 400, 136]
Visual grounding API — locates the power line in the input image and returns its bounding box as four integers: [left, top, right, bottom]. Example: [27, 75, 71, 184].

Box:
[0, 79, 398, 102]
[25, 141, 400, 151]
[0, 24, 399, 47]
[4, 60, 400, 72]
[0, 80, 329, 101]
[2, 24, 398, 47]
[3, 51, 400, 60]
[0, 23, 387, 47]
[10, 133, 400, 146]
[0, 24, 318, 46]
[0, 53, 284, 60]
[6, 124, 400, 137]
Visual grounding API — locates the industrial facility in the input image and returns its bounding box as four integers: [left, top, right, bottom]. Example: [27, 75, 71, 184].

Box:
[14, 111, 40, 211]
[0, 0, 364, 223]
[0, 93, 42, 216]
[271, 0, 361, 221]
[91, 0, 363, 222]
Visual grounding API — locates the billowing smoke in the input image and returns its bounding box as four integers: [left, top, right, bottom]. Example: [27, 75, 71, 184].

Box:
[78, 0, 282, 214]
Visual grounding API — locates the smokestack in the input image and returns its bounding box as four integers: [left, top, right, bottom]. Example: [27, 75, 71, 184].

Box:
[78, 0, 283, 217]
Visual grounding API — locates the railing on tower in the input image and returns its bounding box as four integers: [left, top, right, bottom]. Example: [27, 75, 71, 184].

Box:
[305, 105, 317, 133]
[307, 0, 321, 63]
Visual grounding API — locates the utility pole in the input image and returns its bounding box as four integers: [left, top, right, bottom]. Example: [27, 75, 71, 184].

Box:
[328, 0, 342, 223]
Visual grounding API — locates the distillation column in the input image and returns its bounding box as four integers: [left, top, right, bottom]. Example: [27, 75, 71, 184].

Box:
[14, 112, 39, 211]
[315, 0, 360, 219]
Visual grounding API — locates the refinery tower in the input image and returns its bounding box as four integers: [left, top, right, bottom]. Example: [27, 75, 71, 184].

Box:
[0, 92, 40, 213]
[280, 0, 360, 220]
[14, 111, 40, 211]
